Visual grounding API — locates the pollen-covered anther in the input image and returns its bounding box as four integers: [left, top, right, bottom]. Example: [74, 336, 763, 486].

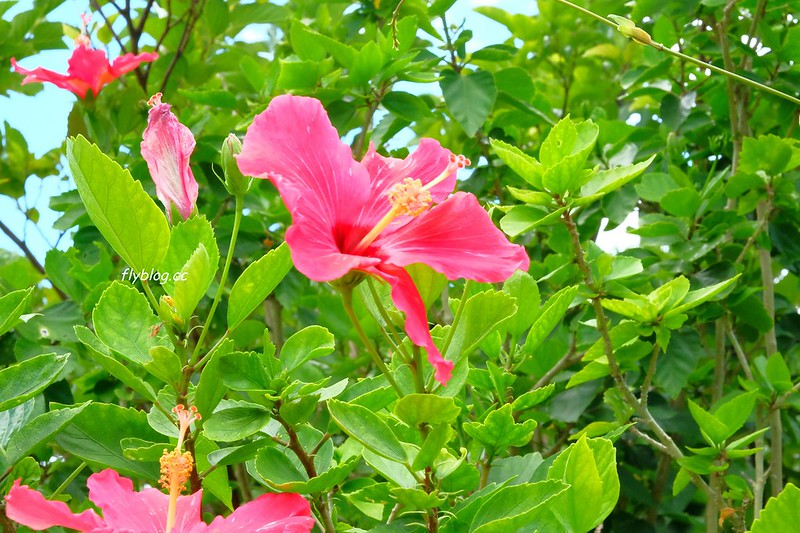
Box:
[148, 92, 163, 107]
[388, 178, 432, 216]
[158, 449, 193, 492]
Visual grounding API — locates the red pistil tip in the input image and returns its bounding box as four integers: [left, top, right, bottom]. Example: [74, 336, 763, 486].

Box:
[148, 92, 163, 107]
[172, 404, 202, 422]
[81, 13, 92, 29]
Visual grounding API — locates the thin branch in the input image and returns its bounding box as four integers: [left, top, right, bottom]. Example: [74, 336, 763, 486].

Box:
[0, 219, 45, 275]
[391, 0, 406, 50]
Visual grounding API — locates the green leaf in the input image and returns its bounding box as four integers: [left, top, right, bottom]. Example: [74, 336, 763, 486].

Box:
[661, 188, 702, 218]
[440, 70, 497, 136]
[501, 270, 540, 337]
[280, 325, 335, 373]
[145, 346, 183, 387]
[713, 390, 758, 440]
[159, 216, 219, 296]
[0, 401, 37, 449]
[350, 41, 383, 86]
[471, 480, 570, 533]
[751, 483, 800, 533]
[446, 289, 517, 359]
[463, 404, 536, 451]
[512, 384, 556, 411]
[687, 399, 730, 446]
[523, 285, 578, 355]
[382, 91, 431, 122]
[580, 155, 655, 198]
[93, 281, 166, 364]
[0, 287, 33, 336]
[202, 400, 271, 442]
[66, 135, 169, 273]
[55, 402, 165, 480]
[546, 436, 619, 532]
[393, 394, 461, 426]
[500, 205, 566, 237]
[228, 243, 292, 331]
[738, 135, 795, 176]
[765, 353, 793, 393]
[327, 399, 407, 463]
[665, 275, 740, 317]
[490, 138, 544, 189]
[6, 403, 88, 464]
[74, 326, 158, 404]
[219, 351, 271, 391]
[540, 117, 599, 195]
[412, 424, 454, 471]
[195, 434, 232, 509]
[254, 446, 359, 493]
[172, 243, 212, 323]
[0, 353, 69, 412]
[194, 339, 233, 416]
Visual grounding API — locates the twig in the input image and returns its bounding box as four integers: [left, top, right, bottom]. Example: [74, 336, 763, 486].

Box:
[391, 0, 406, 50]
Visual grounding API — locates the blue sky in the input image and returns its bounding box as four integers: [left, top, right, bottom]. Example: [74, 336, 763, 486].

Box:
[0, 0, 539, 264]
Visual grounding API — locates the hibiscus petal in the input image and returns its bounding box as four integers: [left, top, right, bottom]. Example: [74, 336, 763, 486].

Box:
[5, 479, 105, 531]
[237, 94, 370, 226]
[205, 493, 314, 532]
[87, 468, 204, 532]
[141, 101, 198, 221]
[359, 139, 457, 226]
[368, 264, 454, 385]
[10, 57, 91, 98]
[377, 192, 530, 282]
[66, 44, 116, 97]
[111, 51, 159, 76]
[286, 212, 380, 281]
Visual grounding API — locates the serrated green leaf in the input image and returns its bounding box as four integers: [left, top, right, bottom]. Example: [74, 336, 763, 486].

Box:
[280, 325, 335, 373]
[464, 404, 536, 450]
[67, 136, 169, 273]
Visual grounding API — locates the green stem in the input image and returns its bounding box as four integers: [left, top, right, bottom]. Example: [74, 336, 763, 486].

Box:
[412, 345, 427, 394]
[441, 280, 471, 357]
[51, 462, 87, 498]
[192, 194, 243, 364]
[194, 330, 230, 371]
[366, 278, 412, 362]
[341, 286, 404, 397]
[551, 0, 800, 106]
[141, 281, 182, 349]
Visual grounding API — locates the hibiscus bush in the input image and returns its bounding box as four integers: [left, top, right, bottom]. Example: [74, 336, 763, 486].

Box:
[2, 1, 800, 532]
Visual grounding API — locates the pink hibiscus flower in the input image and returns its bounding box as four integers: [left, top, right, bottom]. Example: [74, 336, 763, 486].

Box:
[141, 92, 198, 222]
[6, 404, 314, 533]
[6, 470, 314, 532]
[237, 95, 530, 385]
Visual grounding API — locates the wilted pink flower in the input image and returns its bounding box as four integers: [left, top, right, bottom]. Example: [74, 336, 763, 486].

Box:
[238, 95, 530, 385]
[6, 470, 314, 532]
[141, 92, 198, 222]
[11, 16, 157, 99]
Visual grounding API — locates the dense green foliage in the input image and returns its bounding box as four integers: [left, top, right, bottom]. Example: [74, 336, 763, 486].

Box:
[2, 0, 800, 531]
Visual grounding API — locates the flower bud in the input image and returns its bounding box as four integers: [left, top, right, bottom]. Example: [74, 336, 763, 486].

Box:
[222, 134, 252, 197]
[609, 15, 654, 47]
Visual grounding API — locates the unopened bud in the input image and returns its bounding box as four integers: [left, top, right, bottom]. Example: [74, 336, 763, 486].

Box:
[609, 15, 654, 47]
[221, 134, 252, 196]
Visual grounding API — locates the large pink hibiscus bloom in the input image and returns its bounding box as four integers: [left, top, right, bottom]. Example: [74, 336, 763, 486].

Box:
[237, 95, 530, 384]
[6, 469, 314, 532]
[11, 43, 157, 99]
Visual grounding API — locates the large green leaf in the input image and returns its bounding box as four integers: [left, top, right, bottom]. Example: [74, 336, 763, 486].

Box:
[6, 403, 88, 464]
[227, 243, 292, 331]
[55, 402, 166, 480]
[280, 325, 335, 373]
[328, 399, 407, 463]
[440, 70, 497, 136]
[0, 287, 33, 336]
[159, 216, 219, 295]
[523, 285, 578, 355]
[546, 436, 620, 532]
[0, 353, 70, 412]
[93, 281, 167, 364]
[393, 394, 461, 426]
[446, 289, 517, 358]
[66, 135, 169, 273]
[751, 483, 800, 533]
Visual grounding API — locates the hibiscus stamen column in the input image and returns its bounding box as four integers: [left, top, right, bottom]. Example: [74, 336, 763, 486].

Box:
[160, 404, 201, 533]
